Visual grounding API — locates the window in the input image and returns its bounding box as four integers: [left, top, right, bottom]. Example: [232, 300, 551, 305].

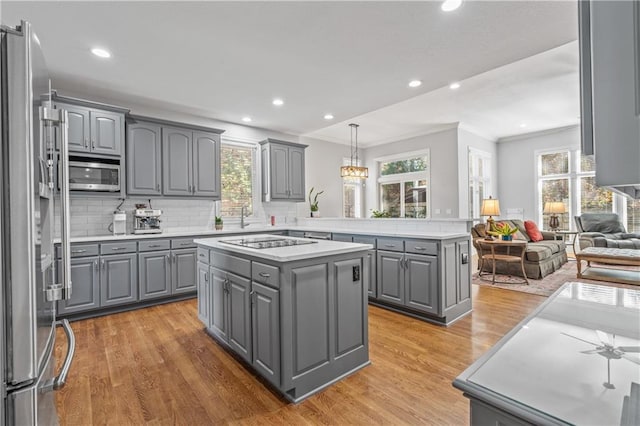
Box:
[342, 158, 363, 218]
[468, 149, 492, 218]
[220, 142, 255, 217]
[536, 149, 614, 231]
[377, 151, 429, 218]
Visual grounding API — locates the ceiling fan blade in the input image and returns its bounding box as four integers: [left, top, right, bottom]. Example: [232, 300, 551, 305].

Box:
[618, 346, 640, 353]
[580, 349, 600, 354]
[596, 330, 612, 346]
[621, 353, 640, 365]
[561, 332, 599, 347]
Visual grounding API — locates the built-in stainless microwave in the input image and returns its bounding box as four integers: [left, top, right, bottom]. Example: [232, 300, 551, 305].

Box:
[64, 160, 121, 191]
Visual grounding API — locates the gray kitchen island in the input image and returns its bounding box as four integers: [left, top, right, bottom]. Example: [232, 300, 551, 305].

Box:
[194, 234, 372, 403]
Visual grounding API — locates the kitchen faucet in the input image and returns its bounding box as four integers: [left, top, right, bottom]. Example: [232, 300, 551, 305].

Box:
[240, 206, 250, 229]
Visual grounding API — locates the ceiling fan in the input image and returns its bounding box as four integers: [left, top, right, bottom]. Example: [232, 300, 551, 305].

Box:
[562, 330, 640, 389]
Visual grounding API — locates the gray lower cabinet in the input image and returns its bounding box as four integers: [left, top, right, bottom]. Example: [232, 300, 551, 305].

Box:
[127, 122, 162, 195]
[365, 250, 377, 297]
[57, 256, 100, 315]
[377, 251, 404, 305]
[197, 261, 210, 325]
[139, 248, 197, 300]
[139, 250, 172, 300]
[251, 282, 280, 387]
[100, 253, 138, 307]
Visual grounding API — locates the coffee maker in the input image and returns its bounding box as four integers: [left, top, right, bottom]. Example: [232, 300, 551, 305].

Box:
[133, 209, 162, 234]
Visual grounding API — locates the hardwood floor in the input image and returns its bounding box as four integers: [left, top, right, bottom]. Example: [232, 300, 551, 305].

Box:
[53, 285, 545, 425]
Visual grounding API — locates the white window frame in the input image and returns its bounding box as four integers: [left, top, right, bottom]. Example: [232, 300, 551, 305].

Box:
[375, 149, 430, 218]
[468, 148, 492, 219]
[220, 136, 261, 222]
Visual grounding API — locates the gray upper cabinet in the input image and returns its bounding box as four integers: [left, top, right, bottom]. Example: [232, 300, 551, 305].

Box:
[260, 139, 307, 202]
[163, 127, 193, 196]
[579, 1, 640, 193]
[192, 132, 221, 197]
[55, 101, 124, 157]
[161, 127, 221, 198]
[127, 122, 162, 195]
[100, 253, 138, 307]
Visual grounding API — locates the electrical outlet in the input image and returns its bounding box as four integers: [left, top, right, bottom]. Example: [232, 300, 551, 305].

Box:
[461, 253, 469, 264]
[352, 265, 360, 282]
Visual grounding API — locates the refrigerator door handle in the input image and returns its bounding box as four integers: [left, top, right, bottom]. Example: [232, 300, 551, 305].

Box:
[58, 108, 72, 300]
[53, 319, 76, 390]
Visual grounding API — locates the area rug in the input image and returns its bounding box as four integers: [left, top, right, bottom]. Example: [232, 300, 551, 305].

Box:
[472, 261, 640, 297]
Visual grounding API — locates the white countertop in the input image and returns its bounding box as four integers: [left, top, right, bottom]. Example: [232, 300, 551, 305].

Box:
[61, 225, 470, 244]
[194, 234, 373, 262]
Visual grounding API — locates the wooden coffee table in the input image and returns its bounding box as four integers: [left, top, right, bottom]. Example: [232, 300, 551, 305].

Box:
[575, 247, 640, 285]
[477, 239, 529, 285]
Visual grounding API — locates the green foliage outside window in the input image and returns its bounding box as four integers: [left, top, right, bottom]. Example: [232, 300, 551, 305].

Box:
[221, 145, 253, 217]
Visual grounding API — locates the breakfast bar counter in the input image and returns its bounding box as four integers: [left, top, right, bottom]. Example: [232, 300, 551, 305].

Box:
[194, 235, 372, 402]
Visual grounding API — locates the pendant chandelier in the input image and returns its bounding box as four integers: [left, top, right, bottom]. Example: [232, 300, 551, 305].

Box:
[340, 123, 369, 179]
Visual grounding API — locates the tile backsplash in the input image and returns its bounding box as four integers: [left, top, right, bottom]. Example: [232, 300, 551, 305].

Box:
[55, 197, 300, 238]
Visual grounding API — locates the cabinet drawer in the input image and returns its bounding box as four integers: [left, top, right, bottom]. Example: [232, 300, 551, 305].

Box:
[332, 233, 353, 242]
[252, 262, 280, 288]
[405, 240, 438, 255]
[100, 241, 137, 255]
[211, 251, 251, 278]
[57, 243, 99, 259]
[353, 236, 376, 248]
[172, 238, 197, 249]
[138, 239, 171, 252]
[377, 237, 404, 252]
[197, 247, 209, 264]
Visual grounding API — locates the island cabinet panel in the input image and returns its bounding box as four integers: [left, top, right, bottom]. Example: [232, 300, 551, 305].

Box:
[100, 253, 137, 307]
[251, 282, 280, 388]
[404, 254, 438, 315]
[171, 248, 197, 294]
[377, 251, 404, 305]
[197, 262, 210, 325]
[227, 272, 252, 363]
[139, 251, 171, 300]
[289, 264, 330, 376]
[334, 259, 366, 356]
[209, 268, 228, 341]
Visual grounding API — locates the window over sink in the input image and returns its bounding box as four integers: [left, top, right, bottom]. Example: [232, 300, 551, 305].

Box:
[220, 140, 256, 218]
[376, 150, 430, 218]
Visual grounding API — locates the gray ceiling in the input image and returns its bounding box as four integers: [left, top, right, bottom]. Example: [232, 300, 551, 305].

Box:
[2, 1, 578, 144]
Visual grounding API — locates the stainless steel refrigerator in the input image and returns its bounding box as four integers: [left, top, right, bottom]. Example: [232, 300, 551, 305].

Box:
[0, 21, 75, 425]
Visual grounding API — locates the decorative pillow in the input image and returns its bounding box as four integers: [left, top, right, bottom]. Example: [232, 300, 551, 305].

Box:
[513, 230, 528, 241]
[511, 219, 532, 242]
[524, 220, 543, 242]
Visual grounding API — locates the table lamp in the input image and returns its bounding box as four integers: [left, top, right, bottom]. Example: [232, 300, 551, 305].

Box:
[544, 201, 566, 231]
[480, 196, 501, 237]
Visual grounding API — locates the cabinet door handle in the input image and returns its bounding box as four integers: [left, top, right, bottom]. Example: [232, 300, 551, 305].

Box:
[71, 249, 86, 254]
[413, 246, 426, 251]
[156, 183, 160, 192]
[258, 272, 270, 278]
[384, 244, 396, 248]
[149, 244, 162, 248]
[91, 140, 95, 150]
[84, 138, 89, 148]
[204, 273, 208, 282]
[198, 253, 206, 258]
[180, 242, 190, 246]
[111, 247, 127, 251]
[173, 253, 176, 263]
[94, 260, 98, 271]
[101, 259, 105, 270]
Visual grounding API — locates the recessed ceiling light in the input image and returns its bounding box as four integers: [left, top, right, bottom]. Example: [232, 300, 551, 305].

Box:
[449, 82, 461, 90]
[272, 98, 284, 106]
[242, 117, 252, 123]
[441, 0, 462, 12]
[408, 80, 422, 88]
[324, 114, 334, 120]
[519, 123, 527, 128]
[91, 47, 111, 58]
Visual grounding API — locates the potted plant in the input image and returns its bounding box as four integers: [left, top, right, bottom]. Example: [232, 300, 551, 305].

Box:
[308, 187, 324, 217]
[370, 209, 391, 218]
[214, 216, 223, 230]
[488, 222, 518, 241]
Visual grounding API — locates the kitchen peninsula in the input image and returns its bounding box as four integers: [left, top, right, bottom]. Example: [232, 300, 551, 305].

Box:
[194, 234, 372, 402]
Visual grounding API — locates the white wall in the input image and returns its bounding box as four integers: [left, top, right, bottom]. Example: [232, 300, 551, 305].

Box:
[362, 127, 459, 218]
[497, 125, 579, 221]
[457, 126, 498, 218]
[298, 136, 353, 218]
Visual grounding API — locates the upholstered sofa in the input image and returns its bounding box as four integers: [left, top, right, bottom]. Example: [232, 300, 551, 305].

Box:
[471, 219, 568, 280]
[575, 213, 640, 249]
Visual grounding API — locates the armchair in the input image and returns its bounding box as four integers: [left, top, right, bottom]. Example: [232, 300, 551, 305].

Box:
[575, 213, 640, 249]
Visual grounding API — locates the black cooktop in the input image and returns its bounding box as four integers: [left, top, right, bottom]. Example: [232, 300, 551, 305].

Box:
[221, 236, 318, 249]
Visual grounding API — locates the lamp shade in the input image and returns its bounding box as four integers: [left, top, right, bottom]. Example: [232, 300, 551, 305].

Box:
[340, 165, 369, 178]
[480, 197, 501, 217]
[544, 202, 566, 214]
